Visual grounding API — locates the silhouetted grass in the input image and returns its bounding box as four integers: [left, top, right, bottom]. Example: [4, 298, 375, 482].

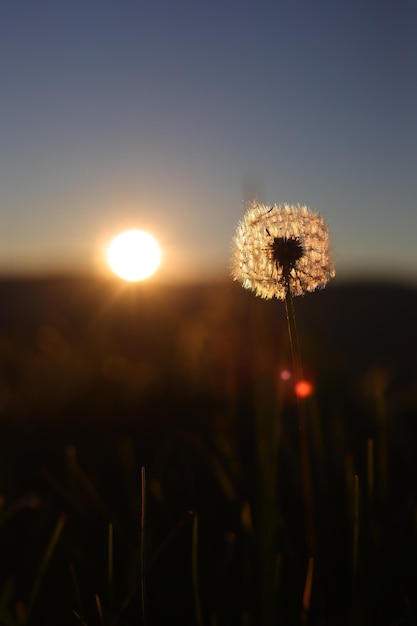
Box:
[0, 277, 415, 625]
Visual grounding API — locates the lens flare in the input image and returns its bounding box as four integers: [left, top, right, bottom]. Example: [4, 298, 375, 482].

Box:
[295, 379, 314, 399]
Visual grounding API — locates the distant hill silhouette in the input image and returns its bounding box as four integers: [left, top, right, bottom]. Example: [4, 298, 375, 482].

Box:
[0, 275, 414, 383]
[297, 280, 417, 383]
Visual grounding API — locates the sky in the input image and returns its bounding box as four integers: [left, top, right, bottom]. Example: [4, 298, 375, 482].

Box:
[1, 0, 416, 285]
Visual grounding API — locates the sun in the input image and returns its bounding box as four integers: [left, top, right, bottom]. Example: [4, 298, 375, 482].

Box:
[107, 230, 162, 282]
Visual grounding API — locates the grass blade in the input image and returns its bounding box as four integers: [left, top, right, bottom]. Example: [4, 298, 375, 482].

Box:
[27, 512, 66, 620]
[114, 512, 194, 624]
[140, 466, 146, 626]
[192, 514, 204, 626]
[108, 522, 114, 619]
[95, 594, 104, 626]
[367, 438, 374, 505]
[69, 562, 85, 625]
[301, 557, 314, 625]
[353, 473, 360, 580]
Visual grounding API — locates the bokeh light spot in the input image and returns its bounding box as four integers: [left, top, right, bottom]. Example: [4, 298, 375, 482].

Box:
[295, 379, 314, 398]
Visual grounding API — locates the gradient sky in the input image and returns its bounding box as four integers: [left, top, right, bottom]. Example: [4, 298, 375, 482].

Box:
[1, 0, 416, 284]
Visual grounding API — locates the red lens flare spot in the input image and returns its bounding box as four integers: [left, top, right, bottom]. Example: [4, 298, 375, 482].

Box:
[280, 369, 292, 381]
[295, 380, 314, 398]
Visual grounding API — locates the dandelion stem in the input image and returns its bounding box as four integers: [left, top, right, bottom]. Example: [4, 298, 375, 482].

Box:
[284, 288, 317, 559]
[284, 287, 303, 382]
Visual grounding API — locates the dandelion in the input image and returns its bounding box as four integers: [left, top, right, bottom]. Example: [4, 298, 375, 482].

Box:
[231, 202, 335, 300]
[231, 202, 335, 572]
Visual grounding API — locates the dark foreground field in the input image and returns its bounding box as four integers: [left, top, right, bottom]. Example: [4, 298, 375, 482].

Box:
[0, 276, 416, 626]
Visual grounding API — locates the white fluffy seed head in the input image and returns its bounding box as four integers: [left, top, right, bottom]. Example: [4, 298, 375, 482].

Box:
[231, 203, 335, 300]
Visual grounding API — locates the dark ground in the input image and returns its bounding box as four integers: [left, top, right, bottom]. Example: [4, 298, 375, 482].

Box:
[0, 276, 415, 625]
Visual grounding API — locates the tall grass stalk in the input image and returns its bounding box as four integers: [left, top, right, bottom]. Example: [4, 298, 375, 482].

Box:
[192, 514, 204, 626]
[69, 562, 85, 625]
[375, 384, 388, 504]
[367, 438, 374, 505]
[147, 511, 194, 570]
[95, 594, 104, 626]
[140, 466, 146, 626]
[26, 512, 66, 621]
[108, 522, 114, 619]
[114, 512, 195, 623]
[301, 557, 314, 625]
[351, 472, 360, 623]
[254, 373, 281, 626]
[0, 577, 14, 618]
[352, 473, 360, 582]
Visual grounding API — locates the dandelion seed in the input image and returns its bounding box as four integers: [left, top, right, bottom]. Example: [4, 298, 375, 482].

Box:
[231, 203, 335, 299]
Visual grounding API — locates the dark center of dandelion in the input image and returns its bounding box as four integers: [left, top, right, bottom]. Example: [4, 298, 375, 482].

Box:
[270, 236, 304, 276]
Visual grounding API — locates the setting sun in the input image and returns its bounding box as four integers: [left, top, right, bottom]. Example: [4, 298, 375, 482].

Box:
[107, 230, 161, 282]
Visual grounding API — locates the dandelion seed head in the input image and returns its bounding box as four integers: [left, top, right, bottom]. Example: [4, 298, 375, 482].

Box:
[231, 202, 335, 299]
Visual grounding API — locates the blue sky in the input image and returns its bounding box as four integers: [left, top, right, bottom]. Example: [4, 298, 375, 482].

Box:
[0, 0, 416, 283]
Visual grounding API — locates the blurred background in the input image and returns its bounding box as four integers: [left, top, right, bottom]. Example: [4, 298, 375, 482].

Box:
[0, 2, 416, 625]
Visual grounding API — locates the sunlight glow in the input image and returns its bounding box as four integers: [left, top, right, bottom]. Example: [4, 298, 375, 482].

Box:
[107, 230, 161, 282]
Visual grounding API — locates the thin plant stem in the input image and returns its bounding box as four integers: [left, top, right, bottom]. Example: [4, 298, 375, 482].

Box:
[114, 513, 195, 624]
[140, 466, 146, 626]
[301, 557, 314, 625]
[69, 562, 85, 626]
[353, 473, 360, 581]
[284, 287, 303, 382]
[27, 513, 66, 620]
[253, 369, 281, 625]
[192, 514, 204, 626]
[367, 438, 374, 505]
[147, 511, 194, 570]
[351, 472, 360, 623]
[284, 288, 317, 559]
[95, 594, 104, 626]
[375, 386, 388, 505]
[108, 522, 114, 619]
